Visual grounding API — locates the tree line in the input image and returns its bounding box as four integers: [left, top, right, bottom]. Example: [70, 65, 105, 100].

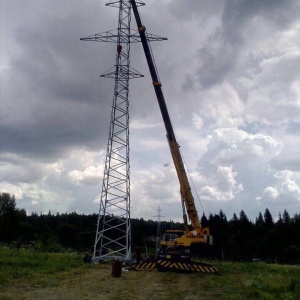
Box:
[1, 192, 300, 264]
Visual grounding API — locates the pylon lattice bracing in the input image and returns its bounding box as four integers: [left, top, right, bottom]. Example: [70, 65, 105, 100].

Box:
[81, 0, 166, 262]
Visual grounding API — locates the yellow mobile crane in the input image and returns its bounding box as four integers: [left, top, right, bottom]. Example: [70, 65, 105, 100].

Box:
[130, 1, 216, 273]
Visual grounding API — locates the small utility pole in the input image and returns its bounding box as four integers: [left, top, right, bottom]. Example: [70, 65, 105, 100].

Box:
[153, 206, 165, 253]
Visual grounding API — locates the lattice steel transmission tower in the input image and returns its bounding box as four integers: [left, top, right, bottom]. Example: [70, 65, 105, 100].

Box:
[81, 0, 166, 262]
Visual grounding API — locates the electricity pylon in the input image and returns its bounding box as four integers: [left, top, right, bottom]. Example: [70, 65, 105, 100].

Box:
[81, 0, 166, 262]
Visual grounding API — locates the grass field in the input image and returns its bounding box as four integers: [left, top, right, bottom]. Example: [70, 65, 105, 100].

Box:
[0, 247, 300, 300]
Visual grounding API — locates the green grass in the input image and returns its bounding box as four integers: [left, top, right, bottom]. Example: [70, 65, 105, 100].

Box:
[216, 261, 300, 299]
[0, 247, 299, 299]
[0, 247, 82, 286]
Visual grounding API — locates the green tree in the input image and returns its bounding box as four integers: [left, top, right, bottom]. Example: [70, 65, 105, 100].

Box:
[264, 208, 273, 228]
[231, 213, 238, 222]
[255, 212, 264, 226]
[239, 210, 249, 222]
[239, 210, 251, 230]
[0, 193, 16, 241]
[57, 224, 77, 248]
[277, 212, 283, 226]
[201, 213, 208, 227]
[282, 209, 290, 225]
[219, 210, 227, 222]
[283, 245, 300, 264]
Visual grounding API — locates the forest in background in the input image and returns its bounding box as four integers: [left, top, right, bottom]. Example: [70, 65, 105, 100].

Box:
[1, 192, 300, 264]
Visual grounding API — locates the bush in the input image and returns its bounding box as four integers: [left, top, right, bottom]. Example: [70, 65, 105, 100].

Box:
[283, 245, 300, 264]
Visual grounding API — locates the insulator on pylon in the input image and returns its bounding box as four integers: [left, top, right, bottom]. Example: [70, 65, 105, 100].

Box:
[117, 44, 122, 53]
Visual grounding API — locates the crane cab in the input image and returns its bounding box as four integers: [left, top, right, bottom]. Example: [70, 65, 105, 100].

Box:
[161, 230, 184, 243]
[158, 230, 191, 261]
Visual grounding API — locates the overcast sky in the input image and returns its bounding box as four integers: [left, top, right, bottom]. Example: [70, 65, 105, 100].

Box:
[1, 0, 300, 222]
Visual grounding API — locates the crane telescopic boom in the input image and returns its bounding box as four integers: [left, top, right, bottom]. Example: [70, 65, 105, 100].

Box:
[129, 0, 217, 273]
[130, 0, 201, 231]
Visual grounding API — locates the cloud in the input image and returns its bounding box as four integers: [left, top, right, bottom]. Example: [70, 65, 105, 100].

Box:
[0, 180, 76, 214]
[191, 82, 245, 129]
[1, 0, 300, 221]
[1, 0, 113, 159]
[257, 170, 300, 205]
[200, 166, 243, 201]
[0, 148, 103, 214]
[131, 164, 183, 220]
[69, 165, 103, 186]
[195, 127, 283, 212]
[0, 153, 47, 183]
[245, 50, 300, 125]
[270, 134, 300, 172]
[262, 187, 279, 199]
[212, 128, 283, 167]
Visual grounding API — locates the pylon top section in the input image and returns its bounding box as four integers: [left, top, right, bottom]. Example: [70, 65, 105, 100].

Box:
[106, 0, 145, 8]
[80, 0, 167, 80]
[81, 0, 167, 44]
[80, 29, 167, 44]
[100, 65, 143, 79]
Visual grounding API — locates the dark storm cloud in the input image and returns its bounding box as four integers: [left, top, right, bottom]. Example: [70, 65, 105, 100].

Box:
[1, 0, 118, 160]
[182, 0, 300, 89]
[168, 0, 223, 22]
[1, 0, 300, 219]
[222, 0, 299, 31]
[0, 102, 108, 159]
